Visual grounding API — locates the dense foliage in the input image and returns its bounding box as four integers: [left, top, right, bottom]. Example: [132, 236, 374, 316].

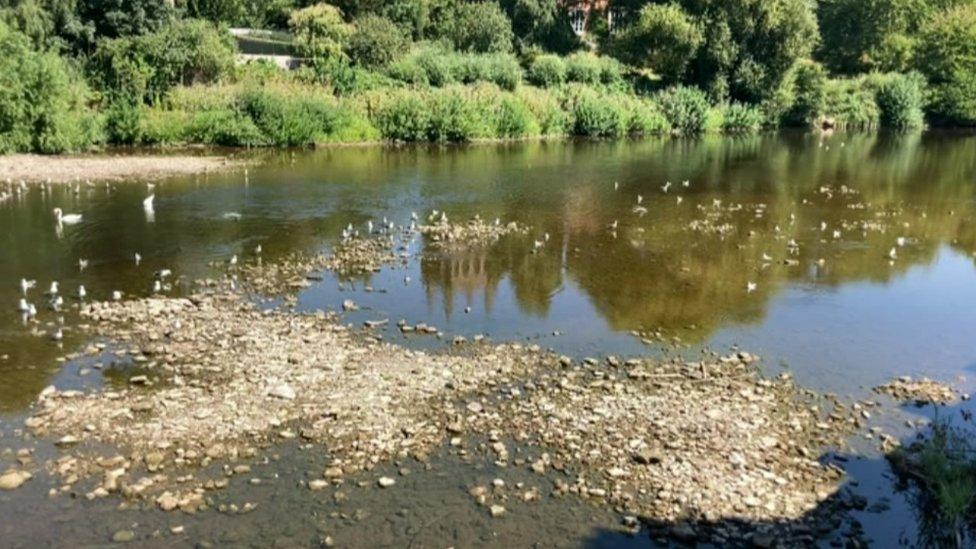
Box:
[2, 0, 976, 153]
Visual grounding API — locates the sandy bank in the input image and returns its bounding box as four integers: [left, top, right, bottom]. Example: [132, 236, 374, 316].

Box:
[0, 153, 243, 184]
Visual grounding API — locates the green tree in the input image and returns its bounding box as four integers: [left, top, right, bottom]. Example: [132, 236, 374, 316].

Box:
[441, 1, 514, 53]
[289, 3, 350, 67]
[915, 3, 976, 124]
[817, 0, 927, 74]
[499, 0, 578, 53]
[612, 3, 701, 83]
[346, 14, 406, 68]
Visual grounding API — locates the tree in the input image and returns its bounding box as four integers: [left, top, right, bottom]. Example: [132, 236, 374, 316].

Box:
[289, 3, 350, 67]
[817, 0, 926, 74]
[346, 14, 406, 68]
[441, 1, 514, 53]
[498, 0, 578, 53]
[915, 3, 976, 124]
[612, 3, 701, 83]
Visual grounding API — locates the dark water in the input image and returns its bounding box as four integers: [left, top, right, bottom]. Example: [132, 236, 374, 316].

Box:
[2, 132, 976, 546]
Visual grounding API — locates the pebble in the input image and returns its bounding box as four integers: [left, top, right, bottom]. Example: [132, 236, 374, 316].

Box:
[377, 476, 395, 488]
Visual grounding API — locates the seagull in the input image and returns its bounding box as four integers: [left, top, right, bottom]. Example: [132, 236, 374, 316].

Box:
[608, 220, 618, 230]
[78, 258, 89, 271]
[152, 280, 162, 293]
[20, 278, 35, 295]
[820, 221, 827, 231]
[676, 196, 683, 205]
[888, 247, 898, 260]
[682, 180, 690, 188]
[51, 328, 63, 341]
[222, 212, 242, 221]
[143, 194, 155, 213]
[747, 282, 757, 293]
[661, 181, 671, 193]
[544, 233, 550, 242]
[896, 237, 906, 247]
[156, 269, 172, 279]
[77, 285, 86, 299]
[614, 181, 619, 191]
[229, 255, 238, 266]
[761, 253, 773, 262]
[134, 253, 142, 266]
[533, 240, 544, 250]
[832, 230, 841, 239]
[255, 244, 262, 255]
[636, 194, 643, 205]
[17, 298, 29, 312]
[112, 291, 122, 301]
[53, 208, 82, 225]
[47, 281, 59, 296]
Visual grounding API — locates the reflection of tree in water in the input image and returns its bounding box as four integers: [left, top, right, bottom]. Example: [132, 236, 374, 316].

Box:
[418, 131, 976, 342]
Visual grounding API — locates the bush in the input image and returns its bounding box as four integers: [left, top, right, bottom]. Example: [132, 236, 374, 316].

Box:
[346, 15, 407, 69]
[386, 56, 428, 85]
[0, 22, 101, 153]
[139, 109, 189, 144]
[414, 45, 457, 86]
[721, 103, 764, 133]
[657, 85, 710, 133]
[443, 2, 514, 53]
[89, 18, 235, 104]
[566, 53, 602, 85]
[517, 86, 567, 135]
[105, 101, 145, 145]
[289, 3, 350, 70]
[237, 87, 339, 146]
[527, 54, 566, 87]
[612, 3, 701, 83]
[374, 92, 430, 141]
[875, 72, 925, 129]
[824, 78, 880, 129]
[566, 87, 626, 137]
[494, 96, 534, 137]
[598, 56, 626, 87]
[915, 5, 976, 125]
[782, 59, 827, 127]
[622, 97, 669, 135]
[186, 109, 265, 146]
[427, 87, 480, 141]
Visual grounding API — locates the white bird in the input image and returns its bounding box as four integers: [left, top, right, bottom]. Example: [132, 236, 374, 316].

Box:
[544, 233, 550, 242]
[614, 181, 619, 191]
[78, 258, 89, 271]
[608, 220, 618, 230]
[143, 194, 155, 213]
[676, 196, 683, 205]
[896, 237, 907, 247]
[888, 247, 898, 260]
[255, 244, 262, 255]
[20, 278, 35, 295]
[222, 212, 242, 221]
[153, 280, 162, 293]
[661, 181, 671, 193]
[367, 220, 374, 233]
[832, 230, 841, 239]
[53, 208, 82, 225]
[134, 253, 142, 265]
[229, 255, 238, 266]
[27, 304, 36, 317]
[51, 296, 63, 310]
[533, 240, 544, 250]
[682, 180, 690, 188]
[820, 221, 827, 231]
[761, 253, 773, 262]
[636, 194, 643, 205]
[112, 291, 122, 301]
[156, 269, 172, 279]
[17, 298, 29, 312]
[747, 282, 757, 293]
[47, 281, 59, 295]
[51, 328, 63, 341]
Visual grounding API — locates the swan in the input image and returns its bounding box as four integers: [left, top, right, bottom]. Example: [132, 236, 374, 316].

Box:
[143, 194, 155, 214]
[53, 208, 82, 225]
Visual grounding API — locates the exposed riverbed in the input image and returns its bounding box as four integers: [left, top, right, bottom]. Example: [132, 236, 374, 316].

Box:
[2, 132, 976, 546]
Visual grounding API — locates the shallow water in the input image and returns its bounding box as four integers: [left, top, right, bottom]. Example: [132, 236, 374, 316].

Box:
[2, 132, 976, 546]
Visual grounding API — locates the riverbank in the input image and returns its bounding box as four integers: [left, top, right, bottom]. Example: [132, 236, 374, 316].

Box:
[0, 154, 244, 184]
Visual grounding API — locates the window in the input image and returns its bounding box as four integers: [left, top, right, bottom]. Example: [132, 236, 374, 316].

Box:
[570, 9, 586, 35]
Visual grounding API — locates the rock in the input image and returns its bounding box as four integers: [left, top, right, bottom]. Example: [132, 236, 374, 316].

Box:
[157, 492, 179, 511]
[55, 435, 80, 446]
[0, 470, 31, 490]
[632, 449, 662, 465]
[670, 523, 697, 543]
[112, 530, 136, 543]
[129, 375, 148, 385]
[377, 476, 395, 488]
[309, 480, 328, 491]
[268, 383, 296, 400]
[466, 401, 483, 414]
[489, 505, 506, 517]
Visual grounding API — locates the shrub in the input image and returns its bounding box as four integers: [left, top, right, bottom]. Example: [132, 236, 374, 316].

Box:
[186, 109, 265, 146]
[566, 87, 626, 137]
[915, 5, 976, 125]
[782, 59, 827, 127]
[89, 18, 235, 104]
[346, 14, 407, 69]
[386, 56, 428, 85]
[443, 2, 514, 53]
[598, 56, 626, 87]
[374, 93, 429, 141]
[237, 87, 339, 146]
[517, 86, 567, 135]
[105, 101, 145, 145]
[721, 103, 764, 133]
[527, 54, 566, 87]
[612, 3, 701, 83]
[494, 96, 534, 137]
[622, 97, 669, 135]
[289, 3, 350, 69]
[566, 53, 602, 85]
[875, 72, 925, 129]
[657, 85, 710, 133]
[0, 22, 101, 153]
[427, 87, 480, 141]
[414, 45, 457, 86]
[824, 78, 880, 129]
[140, 109, 189, 144]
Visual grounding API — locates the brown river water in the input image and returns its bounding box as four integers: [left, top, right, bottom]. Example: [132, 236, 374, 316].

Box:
[1, 131, 976, 547]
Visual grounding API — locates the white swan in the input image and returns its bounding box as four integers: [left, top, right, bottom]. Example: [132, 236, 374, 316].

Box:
[222, 212, 242, 221]
[143, 194, 155, 221]
[53, 208, 82, 225]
